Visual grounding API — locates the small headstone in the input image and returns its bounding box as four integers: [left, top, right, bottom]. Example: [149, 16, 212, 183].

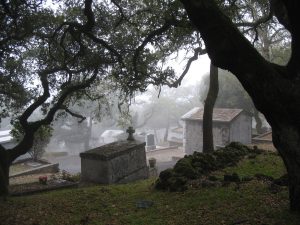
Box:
[145, 134, 156, 151]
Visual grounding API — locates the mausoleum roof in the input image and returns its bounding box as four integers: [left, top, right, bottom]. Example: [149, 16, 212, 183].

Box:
[181, 107, 244, 123]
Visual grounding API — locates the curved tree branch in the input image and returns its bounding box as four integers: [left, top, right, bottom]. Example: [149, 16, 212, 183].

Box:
[63, 107, 86, 123]
[19, 68, 62, 129]
[132, 21, 173, 75]
[166, 47, 206, 88]
[235, 8, 273, 29]
[9, 69, 99, 162]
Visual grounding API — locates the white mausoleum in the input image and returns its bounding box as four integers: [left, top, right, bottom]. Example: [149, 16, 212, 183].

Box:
[181, 107, 252, 155]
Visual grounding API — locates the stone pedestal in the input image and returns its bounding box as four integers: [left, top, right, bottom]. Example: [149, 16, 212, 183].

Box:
[80, 140, 148, 184]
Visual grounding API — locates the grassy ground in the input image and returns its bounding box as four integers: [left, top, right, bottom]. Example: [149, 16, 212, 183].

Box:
[213, 152, 286, 179]
[1, 152, 300, 225]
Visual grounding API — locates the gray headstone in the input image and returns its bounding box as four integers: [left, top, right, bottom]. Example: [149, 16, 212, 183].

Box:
[145, 134, 156, 151]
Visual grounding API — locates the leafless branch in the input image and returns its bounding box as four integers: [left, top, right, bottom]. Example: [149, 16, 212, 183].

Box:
[166, 47, 207, 88]
[63, 107, 86, 123]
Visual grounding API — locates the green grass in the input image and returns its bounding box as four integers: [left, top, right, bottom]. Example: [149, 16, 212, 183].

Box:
[1, 152, 299, 225]
[213, 152, 286, 179]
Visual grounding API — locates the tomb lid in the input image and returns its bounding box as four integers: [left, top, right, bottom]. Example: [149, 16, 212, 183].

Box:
[80, 140, 146, 160]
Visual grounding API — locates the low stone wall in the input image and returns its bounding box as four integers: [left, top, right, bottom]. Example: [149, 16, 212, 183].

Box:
[80, 140, 148, 184]
[10, 163, 59, 178]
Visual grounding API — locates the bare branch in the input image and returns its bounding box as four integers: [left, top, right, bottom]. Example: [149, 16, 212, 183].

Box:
[111, 0, 128, 27]
[19, 67, 62, 129]
[84, 32, 123, 61]
[63, 107, 86, 123]
[235, 8, 273, 29]
[132, 21, 173, 75]
[166, 47, 207, 88]
[9, 69, 99, 161]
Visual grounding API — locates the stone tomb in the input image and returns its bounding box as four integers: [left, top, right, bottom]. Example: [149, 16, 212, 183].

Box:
[80, 140, 148, 184]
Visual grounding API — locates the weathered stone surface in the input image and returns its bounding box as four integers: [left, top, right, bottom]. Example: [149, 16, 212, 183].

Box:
[80, 140, 148, 184]
[145, 134, 156, 151]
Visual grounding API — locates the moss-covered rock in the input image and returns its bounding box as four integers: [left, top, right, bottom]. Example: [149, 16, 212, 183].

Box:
[174, 157, 197, 179]
[155, 169, 188, 192]
[155, 169, 175, 190]
[191, 153, 218, 173]
[168, 176, 188, 192]
[224, 173, 240, 182]
[155, 142, 260, 192]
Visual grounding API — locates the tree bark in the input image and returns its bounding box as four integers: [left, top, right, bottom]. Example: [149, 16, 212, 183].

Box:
[0, 147, 9, 197]
[273, 126, 300, 211]
[180, 0, 300, 211]
[203, 63, 219, 153]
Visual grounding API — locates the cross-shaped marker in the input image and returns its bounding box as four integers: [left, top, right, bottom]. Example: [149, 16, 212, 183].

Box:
[126, 126, 135, 141]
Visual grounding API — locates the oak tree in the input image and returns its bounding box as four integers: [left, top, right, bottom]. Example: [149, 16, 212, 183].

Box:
[180, 0, 300, 211]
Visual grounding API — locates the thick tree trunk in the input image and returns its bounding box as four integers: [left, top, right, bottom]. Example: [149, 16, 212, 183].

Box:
[203, 63, 219, 153]
[273, 126, 300, 211]
[0, 132, 34, 197]
[0, 147, 9, 197]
